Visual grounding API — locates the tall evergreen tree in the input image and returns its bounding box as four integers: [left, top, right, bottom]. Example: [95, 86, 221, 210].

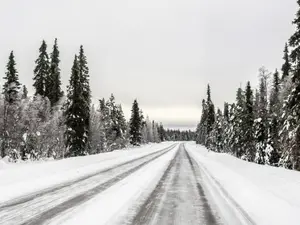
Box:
[282, 43, 291, 81]
[78, 45, 91, 146]
[22, 85, 28, 99]
[223, 102, 229, 122]
[267, 70, 281, 166]
[206, 85, 215, 147]
[64, 55, 88, 157]
[2, 51, 21, 103]
[47, 38, 63, 106]
[196, 99, 208, 145]
[242, 81, 255, 161]
[33, 40, 50, 97]
[254, 70, 269, 164]
[1, 51, 21, 158]
[280, 1, 300, 169]
[232, 87, 244, 157]
[129, 99, 142, 145]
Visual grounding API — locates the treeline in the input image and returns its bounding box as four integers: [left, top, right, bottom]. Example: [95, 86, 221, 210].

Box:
[196, 2, 300, 171]
[165, 129, 195, 141]
[0, 40, 166, 161]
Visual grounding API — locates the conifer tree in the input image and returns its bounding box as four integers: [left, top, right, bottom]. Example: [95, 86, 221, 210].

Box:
[223, 102, 229, 122]
[206, 85, 215, 148]
[33, 40, 50, 97]
[280, 1, 300, 169]
[1, 51, 21, 158]
[3, 51, 21, 103]
[47, 38, 63, 106]
[282, 43, 291, 81]
[254, 69, 269, 164]
[64, 55, 88, 157]
[22, 85, 28, 99]
[267, 70, 281, 166]
[210, 109, 223, 152]
[78, 45, 91, 145]
[242, 81, 255, 161]
[232, 87, 244, 157]
[129, 100, 142, 145]
[196, 99, 208, 145]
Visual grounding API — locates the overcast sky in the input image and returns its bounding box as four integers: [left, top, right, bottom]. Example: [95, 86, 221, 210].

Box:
[0, 0, 297, 130]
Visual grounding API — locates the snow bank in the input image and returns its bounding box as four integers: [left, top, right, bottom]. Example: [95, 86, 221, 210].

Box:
[0, 142, 175, 203]
[185, 142, 300, 225]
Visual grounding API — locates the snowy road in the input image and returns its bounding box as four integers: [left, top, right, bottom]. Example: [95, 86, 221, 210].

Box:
[0, 143, 252, 225]
[0, 144, 177, 225]
[129, 144, 223, 225]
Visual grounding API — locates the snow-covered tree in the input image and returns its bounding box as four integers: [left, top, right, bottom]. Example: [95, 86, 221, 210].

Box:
[279, 1, 300, 170]
[266, 70, 281, 166]
[47, 38, 63, 107]
[33, 40, 50, 97]
[282, 43, 291, 81]
[1, 51, 22, 159]
[129, 100, 142, 145]
[64, 55, 88, 157]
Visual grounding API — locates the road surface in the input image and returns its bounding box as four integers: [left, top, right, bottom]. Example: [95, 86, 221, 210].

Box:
[0, 143, 238, 225]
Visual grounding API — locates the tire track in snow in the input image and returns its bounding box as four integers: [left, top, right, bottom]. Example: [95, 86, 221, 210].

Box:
[130, 143, 221, 225]
[0, 144, 178, 225]
[0, 143, 176, 210]
[184, 144, 256, 225]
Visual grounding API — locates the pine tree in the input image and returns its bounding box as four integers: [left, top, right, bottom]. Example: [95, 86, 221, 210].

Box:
[255, 69, 269, 164]
[47, 38, 63, 106]
[280, 1, 300, 170]
[129, 100, 142, 145]
[22, 85, 28, 99]
[33, 40, 50, 97]
[1, 51, 21, 158]
[2, 51, 21, 103]
[64, 55, 88, 157]
[232, 87, 244, 157]
[206, 85, 215, 148]
[210, 109, 223, 152]
[223, 102, 229, 122]
[267, 70, 281, 166]
[78, 45, 91, 147]
[242, 81, 255, 161]
[196, 99, 208, 145]
[282, 43, 291, 81]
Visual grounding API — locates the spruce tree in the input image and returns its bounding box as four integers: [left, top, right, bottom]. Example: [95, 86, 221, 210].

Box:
[129, 100, 142, 145]
[254, 71, 269, 164]
[1, 51, 21, 158]
[282, 43, 291, 81]
[223, 102, 229, 122]
[2, 51, 21, 103]
[78, 45, 91, 145]
[242, 81, 255, 161]
[232, 87, 244, 157]
[33, 40, 50, 97]
[267, 70, 281, 166]
[196, 99, 208, 145]
[22, 85, 28, 99]
[47, 38, 63, 106]
[206, 84, 215, 148]
[280, 1, 300, 169]
[64, 55, 88, 157]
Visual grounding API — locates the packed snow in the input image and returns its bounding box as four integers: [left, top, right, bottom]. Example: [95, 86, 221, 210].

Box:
[0, 142, 174, 203]
[185, 142, 300, 225]
[1, 142, 300, 225]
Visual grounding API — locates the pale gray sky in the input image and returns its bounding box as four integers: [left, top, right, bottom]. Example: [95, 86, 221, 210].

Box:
[0, 0, 297, 130]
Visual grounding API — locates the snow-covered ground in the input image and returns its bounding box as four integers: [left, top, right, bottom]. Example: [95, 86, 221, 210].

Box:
[1, 142, 299, 225]
[185, 142, 300, 225]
